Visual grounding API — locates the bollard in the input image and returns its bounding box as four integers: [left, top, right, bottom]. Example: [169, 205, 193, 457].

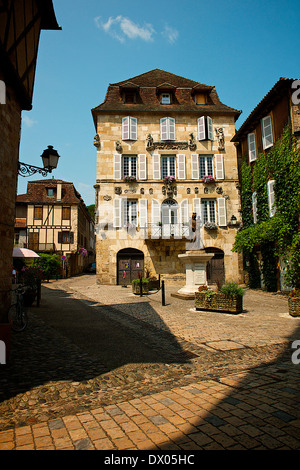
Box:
[161, 280, 165, 306]
[140, 277, 143, 297]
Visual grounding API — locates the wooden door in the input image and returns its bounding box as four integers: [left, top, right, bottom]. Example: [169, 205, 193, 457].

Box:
[117, 251, 144, 285]
[207, 254, 225, 285]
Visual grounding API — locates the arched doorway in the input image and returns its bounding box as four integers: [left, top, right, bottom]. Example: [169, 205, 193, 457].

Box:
[205, 247, 225, 285]
[117, 248, 144, 285]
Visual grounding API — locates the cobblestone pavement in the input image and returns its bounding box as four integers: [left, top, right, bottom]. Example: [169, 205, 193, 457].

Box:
[0, 275, 300, 450]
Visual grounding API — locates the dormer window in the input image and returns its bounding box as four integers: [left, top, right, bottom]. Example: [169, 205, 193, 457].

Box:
[124, 92, 136, 104]
[47, 188, 54, 196]
[161, 93, 171, 104]
[195, 93, 206, 105]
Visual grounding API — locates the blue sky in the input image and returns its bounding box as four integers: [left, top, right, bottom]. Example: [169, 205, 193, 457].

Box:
[18, 0, 300, 206]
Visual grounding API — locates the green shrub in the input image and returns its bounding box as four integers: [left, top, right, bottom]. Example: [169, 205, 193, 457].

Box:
[131, 278, 149, 285]
[219, 282, 244, 297]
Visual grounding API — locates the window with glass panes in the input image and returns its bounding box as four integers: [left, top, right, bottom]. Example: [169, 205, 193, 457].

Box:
[162, 156, 176, 179]
[122, 156, 137, 178]
[202, 200, 216, 223]
[199, 156, 213, 178]
[124, 200, 138, 226]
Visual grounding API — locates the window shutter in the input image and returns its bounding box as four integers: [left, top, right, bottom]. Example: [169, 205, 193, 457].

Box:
[197, 117, 206, 140]
[193, 198, 201, 220]
[177, 154, 186, 180]
[248, 133, 257, 162]
[207, 116, 214, 141]
[191, 154, 199, 179]
[113, 154, 122, 180]
[113, 198, 122, 228]
[169, 118, 175, 140]
[160, 118, 168, 140]
[70, 232, 74, 244]
[58, 232, 62, 243]
[261, 116, 274, 150]
[139, 199, 148, 228]
[122, 117, 129, 140]
[215, 154, 224, 180]
[180, 199, 189, 224]
[151, 199, 161, 238]
[153, 154, 161, 180]
[267, 180, 276, 217]
[252, 192, 258, 224]
[217, 198, 227, 226]
[130, 117, 137, 140]
[138, 154, 147, 180]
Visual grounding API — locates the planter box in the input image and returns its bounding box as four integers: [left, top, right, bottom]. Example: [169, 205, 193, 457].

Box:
[195, 292, 243, 314]
[132, 283, 149, 295]
[288, 297, 300, 317]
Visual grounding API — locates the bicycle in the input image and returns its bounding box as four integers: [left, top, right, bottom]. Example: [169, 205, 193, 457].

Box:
[8, 286, 28, 332]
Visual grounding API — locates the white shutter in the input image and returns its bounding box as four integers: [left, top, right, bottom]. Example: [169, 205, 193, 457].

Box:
[191, 154, 199, 180]
[261, 116, 274, 150]
[207, 116, 214, 141]
[193, 198, 201, 220]
[151, 199, 161, 238]
[248, 133, 257, 162]
[177, 154, 186, 180]
[267, 180, 276, 217]
[160, 118, 168, 140]
[122, 117, 129, 140]
[113, 154, 122, 180]
[169, 118, 176, 140]
[215, 154, 224, 180]
[153, 154, 161, 180]
[217, 198, 227, 226]
[139, 199, 148, 228]
[252, 192, 258, 224]
[197, 116, 206, 140]
[138, 154, 147, 180]
[113, 198, 122, 228]
[180, 199, 189, 224]
[130, 117, 137, 140]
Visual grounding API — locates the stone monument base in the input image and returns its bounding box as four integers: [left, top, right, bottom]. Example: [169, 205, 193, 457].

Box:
[175, 250, 214, 299]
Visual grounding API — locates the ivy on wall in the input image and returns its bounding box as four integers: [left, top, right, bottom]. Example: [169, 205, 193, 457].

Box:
[233, 126, 300, 290]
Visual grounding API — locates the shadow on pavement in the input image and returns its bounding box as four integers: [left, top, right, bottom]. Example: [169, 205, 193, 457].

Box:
[0, 284, 191, 404]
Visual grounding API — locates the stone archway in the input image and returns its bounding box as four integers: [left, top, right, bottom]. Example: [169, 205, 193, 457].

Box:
[117, 248, 144, 285]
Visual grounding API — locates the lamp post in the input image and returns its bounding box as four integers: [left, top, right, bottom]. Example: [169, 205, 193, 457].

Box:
[18, 146, 60, 177]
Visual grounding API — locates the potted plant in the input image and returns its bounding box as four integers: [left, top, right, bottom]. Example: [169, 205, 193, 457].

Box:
[195, 282, 244, 314]
[163, 176, 176, 185]
[20, 265, 44, 306]
[288, 289, 300, 317]
[132, 278, 149, 294]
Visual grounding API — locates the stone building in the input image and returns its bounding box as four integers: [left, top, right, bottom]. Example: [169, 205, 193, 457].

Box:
[15, 179, 95, 276]
[232, 77, 300, 290]
[92, 69, 243, 287]
[0, 1, 60, 322]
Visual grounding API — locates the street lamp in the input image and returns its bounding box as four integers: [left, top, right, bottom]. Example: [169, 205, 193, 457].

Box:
[18, 145, 60, 177]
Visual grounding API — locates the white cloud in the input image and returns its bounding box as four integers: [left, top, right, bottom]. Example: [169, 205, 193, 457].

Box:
[95, 15, 155, 43]
[162, 25, 179, 44]
[22, 115, 38, 128]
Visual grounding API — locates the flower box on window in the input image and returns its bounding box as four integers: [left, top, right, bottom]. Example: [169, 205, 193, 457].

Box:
[200, 176, 215, 184]
[124, 176, 137, 183]
[204, 222, 218, 230]
[163, 176, 176, 184]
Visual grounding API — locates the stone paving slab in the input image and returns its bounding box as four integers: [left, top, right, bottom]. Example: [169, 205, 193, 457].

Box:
[0, 276, 300, 450]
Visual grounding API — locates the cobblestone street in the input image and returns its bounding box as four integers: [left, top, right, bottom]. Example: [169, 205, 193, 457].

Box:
[0, 275, 300, 451]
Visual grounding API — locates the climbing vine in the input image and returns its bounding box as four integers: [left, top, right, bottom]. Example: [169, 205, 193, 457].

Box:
[233, 126, 300, 290]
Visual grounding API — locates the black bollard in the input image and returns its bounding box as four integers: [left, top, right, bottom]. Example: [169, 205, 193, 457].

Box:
[161, 280, 165, 306]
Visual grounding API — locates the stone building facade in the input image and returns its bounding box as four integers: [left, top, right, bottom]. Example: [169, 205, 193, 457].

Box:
[15, 179, 95, 276]
[92, 69, 243, 287]
[0, 1, 60, 322]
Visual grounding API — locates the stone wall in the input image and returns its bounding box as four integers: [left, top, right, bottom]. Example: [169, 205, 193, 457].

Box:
[0, 82, 21, 322]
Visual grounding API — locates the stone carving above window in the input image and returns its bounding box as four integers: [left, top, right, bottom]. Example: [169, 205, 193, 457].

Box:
[146, 134, 197, 151]
[215, 127, 225, 151]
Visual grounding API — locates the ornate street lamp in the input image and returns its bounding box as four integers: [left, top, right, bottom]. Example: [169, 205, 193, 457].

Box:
[18, 145, 60, 177]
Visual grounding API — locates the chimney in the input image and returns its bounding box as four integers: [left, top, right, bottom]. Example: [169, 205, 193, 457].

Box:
[57, 181, 62, 201]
